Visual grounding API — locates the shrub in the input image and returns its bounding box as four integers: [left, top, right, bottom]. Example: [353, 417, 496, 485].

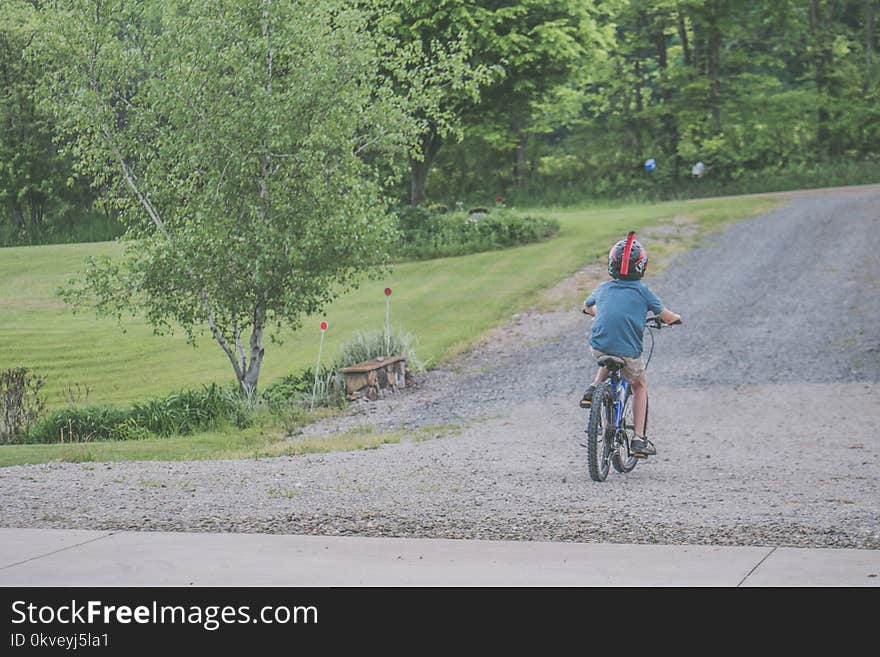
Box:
[24, 384, 251, 444]
[30, 405, 131, 444]
[0, 368, 47, 443]
[262, 367, 346, 409]
[395, 207, 559, 260]
[130, 384, 251, 436]
[262, 367, 331, 404]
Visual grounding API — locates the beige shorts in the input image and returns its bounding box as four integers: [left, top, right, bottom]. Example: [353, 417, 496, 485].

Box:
[590, 348, 646, 383]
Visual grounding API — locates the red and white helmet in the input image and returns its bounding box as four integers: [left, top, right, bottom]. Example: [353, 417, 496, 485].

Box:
[608, 231, 648, 280]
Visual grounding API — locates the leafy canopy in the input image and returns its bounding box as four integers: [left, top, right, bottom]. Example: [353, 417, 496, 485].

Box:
[38, 0, 414, 395]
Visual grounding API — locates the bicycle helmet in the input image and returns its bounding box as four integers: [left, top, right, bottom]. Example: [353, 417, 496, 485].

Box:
[608, 231, 648, 280]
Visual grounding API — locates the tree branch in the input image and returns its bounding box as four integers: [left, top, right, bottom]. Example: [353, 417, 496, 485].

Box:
[103, 126, 167, 235]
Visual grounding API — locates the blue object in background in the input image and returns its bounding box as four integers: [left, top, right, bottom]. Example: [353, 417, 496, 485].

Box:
[644, 158, 656, 172]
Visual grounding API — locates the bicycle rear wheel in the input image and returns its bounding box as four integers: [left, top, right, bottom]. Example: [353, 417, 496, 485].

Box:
[612, 388, 640, 474]
[586, 383, 612, 481]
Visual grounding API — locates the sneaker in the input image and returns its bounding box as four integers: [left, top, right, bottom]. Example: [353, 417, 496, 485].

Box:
[629, 437, 656, 457]
[579, 384, 597, 408]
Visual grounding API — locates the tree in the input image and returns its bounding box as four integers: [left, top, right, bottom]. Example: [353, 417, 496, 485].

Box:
[40, 0, 412, 399]
[376, 0, 499, 205]
[0, 0, 89, 236]
[475, 0, 602, 185]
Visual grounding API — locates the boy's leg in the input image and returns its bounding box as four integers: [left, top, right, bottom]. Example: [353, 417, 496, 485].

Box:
[580, 349, 610, 407]
[631, 374, 648, 438]
[579, 366, 608, 407]
[625, 362, 655, 456]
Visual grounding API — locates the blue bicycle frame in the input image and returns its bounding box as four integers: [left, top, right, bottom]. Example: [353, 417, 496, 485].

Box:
[608, 372, 629, 431]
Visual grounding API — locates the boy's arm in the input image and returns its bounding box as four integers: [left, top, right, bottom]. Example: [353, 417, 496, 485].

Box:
[582, 293, 597, 316]
[581, 283, 605, 317]
[659, 307, 682, 325]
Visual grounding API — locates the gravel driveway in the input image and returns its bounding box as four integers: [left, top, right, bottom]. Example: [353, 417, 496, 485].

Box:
[2, 186, 878, 549]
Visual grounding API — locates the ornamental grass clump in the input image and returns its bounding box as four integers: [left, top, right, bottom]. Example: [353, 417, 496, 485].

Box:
[336, 327, 427, 372]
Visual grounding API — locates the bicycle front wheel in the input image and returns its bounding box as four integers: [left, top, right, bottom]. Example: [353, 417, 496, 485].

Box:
[586, 384, 612, 482]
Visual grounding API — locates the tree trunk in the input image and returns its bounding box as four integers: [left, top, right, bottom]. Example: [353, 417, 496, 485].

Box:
[28, 191, 43, 228]
[867, 0, 875, 87]
[810, 0, 834, 157]
[241, 322, 264, 400]
[11, 201, 24, 228]
[511, 114, 528, 185]
[706, 3, 722, 133]
[654, 24, 680, 180]
[409, 156, 429, 206]
[409, 128, 440, 206]
[631, 58, 645, 159]
[677, 11, 691, 67]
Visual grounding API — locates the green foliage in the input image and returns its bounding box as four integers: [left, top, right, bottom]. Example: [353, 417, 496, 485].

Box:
[0, 210, 123, 247]
[0, 367, 47, 443]
[261, 367, 346, 410]
[422, 0, 880, 204]
[26, 384, 250, 444]
[396, 206, 559, 259]
[130, 385, 251, 436]
[37, 0, 417, 398]
[30, 405, 132, 444]
[336, 327, 427, 372]
[0, 1, 96, 239]
[1, 0, 878, 244]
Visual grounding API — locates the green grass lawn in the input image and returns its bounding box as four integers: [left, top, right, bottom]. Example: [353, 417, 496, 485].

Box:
[0, 196, 780, 410]
[0, 422, 461, 467]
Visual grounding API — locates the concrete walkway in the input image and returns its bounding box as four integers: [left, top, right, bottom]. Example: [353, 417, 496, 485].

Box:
[1, 528, 878, 586]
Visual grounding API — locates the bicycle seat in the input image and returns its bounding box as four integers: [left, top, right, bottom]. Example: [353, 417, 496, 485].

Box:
[596, 355, 626, 371]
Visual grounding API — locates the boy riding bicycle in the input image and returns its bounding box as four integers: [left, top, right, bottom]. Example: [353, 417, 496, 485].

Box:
[580, 231, 681, 458]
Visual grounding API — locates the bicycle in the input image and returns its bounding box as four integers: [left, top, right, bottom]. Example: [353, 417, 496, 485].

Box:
[581, 314, 681, 482]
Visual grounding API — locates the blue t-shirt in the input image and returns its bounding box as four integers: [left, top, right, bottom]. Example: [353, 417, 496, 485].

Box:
[585, 280, 664, 358]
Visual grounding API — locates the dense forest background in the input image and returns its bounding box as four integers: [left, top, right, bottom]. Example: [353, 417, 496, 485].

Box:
[2, 0, 879, 246]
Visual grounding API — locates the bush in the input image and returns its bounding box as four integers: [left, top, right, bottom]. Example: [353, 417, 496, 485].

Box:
[130, 384, 251, 436]
[395, 206, 559, 260]
[30, 405, 132, 444]
[0, 368, 47, 443]
[24, 384, 251, 444]
[262, 367, 346, 409]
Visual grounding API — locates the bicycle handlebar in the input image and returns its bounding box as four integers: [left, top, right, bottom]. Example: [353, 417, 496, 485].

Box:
[582, 310, 682, 327]
[646, 315, 683, 328]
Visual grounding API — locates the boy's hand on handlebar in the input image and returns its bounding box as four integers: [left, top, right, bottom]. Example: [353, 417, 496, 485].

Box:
[647, 314, 683, 327]
[658, 308, 681, 326]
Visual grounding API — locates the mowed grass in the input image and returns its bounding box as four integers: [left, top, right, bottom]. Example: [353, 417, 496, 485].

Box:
[0, 423, 461, 467]
[0, 196, 781, 408]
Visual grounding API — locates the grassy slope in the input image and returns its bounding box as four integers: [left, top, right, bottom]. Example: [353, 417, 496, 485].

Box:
[0, 197, 779, 408]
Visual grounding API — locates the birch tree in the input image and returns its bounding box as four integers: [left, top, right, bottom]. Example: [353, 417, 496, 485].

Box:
[40, 0, 411, 398]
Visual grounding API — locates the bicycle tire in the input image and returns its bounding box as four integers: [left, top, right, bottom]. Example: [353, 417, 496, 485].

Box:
[612, 388, 640, 474]
[586, 383, 612, 481]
